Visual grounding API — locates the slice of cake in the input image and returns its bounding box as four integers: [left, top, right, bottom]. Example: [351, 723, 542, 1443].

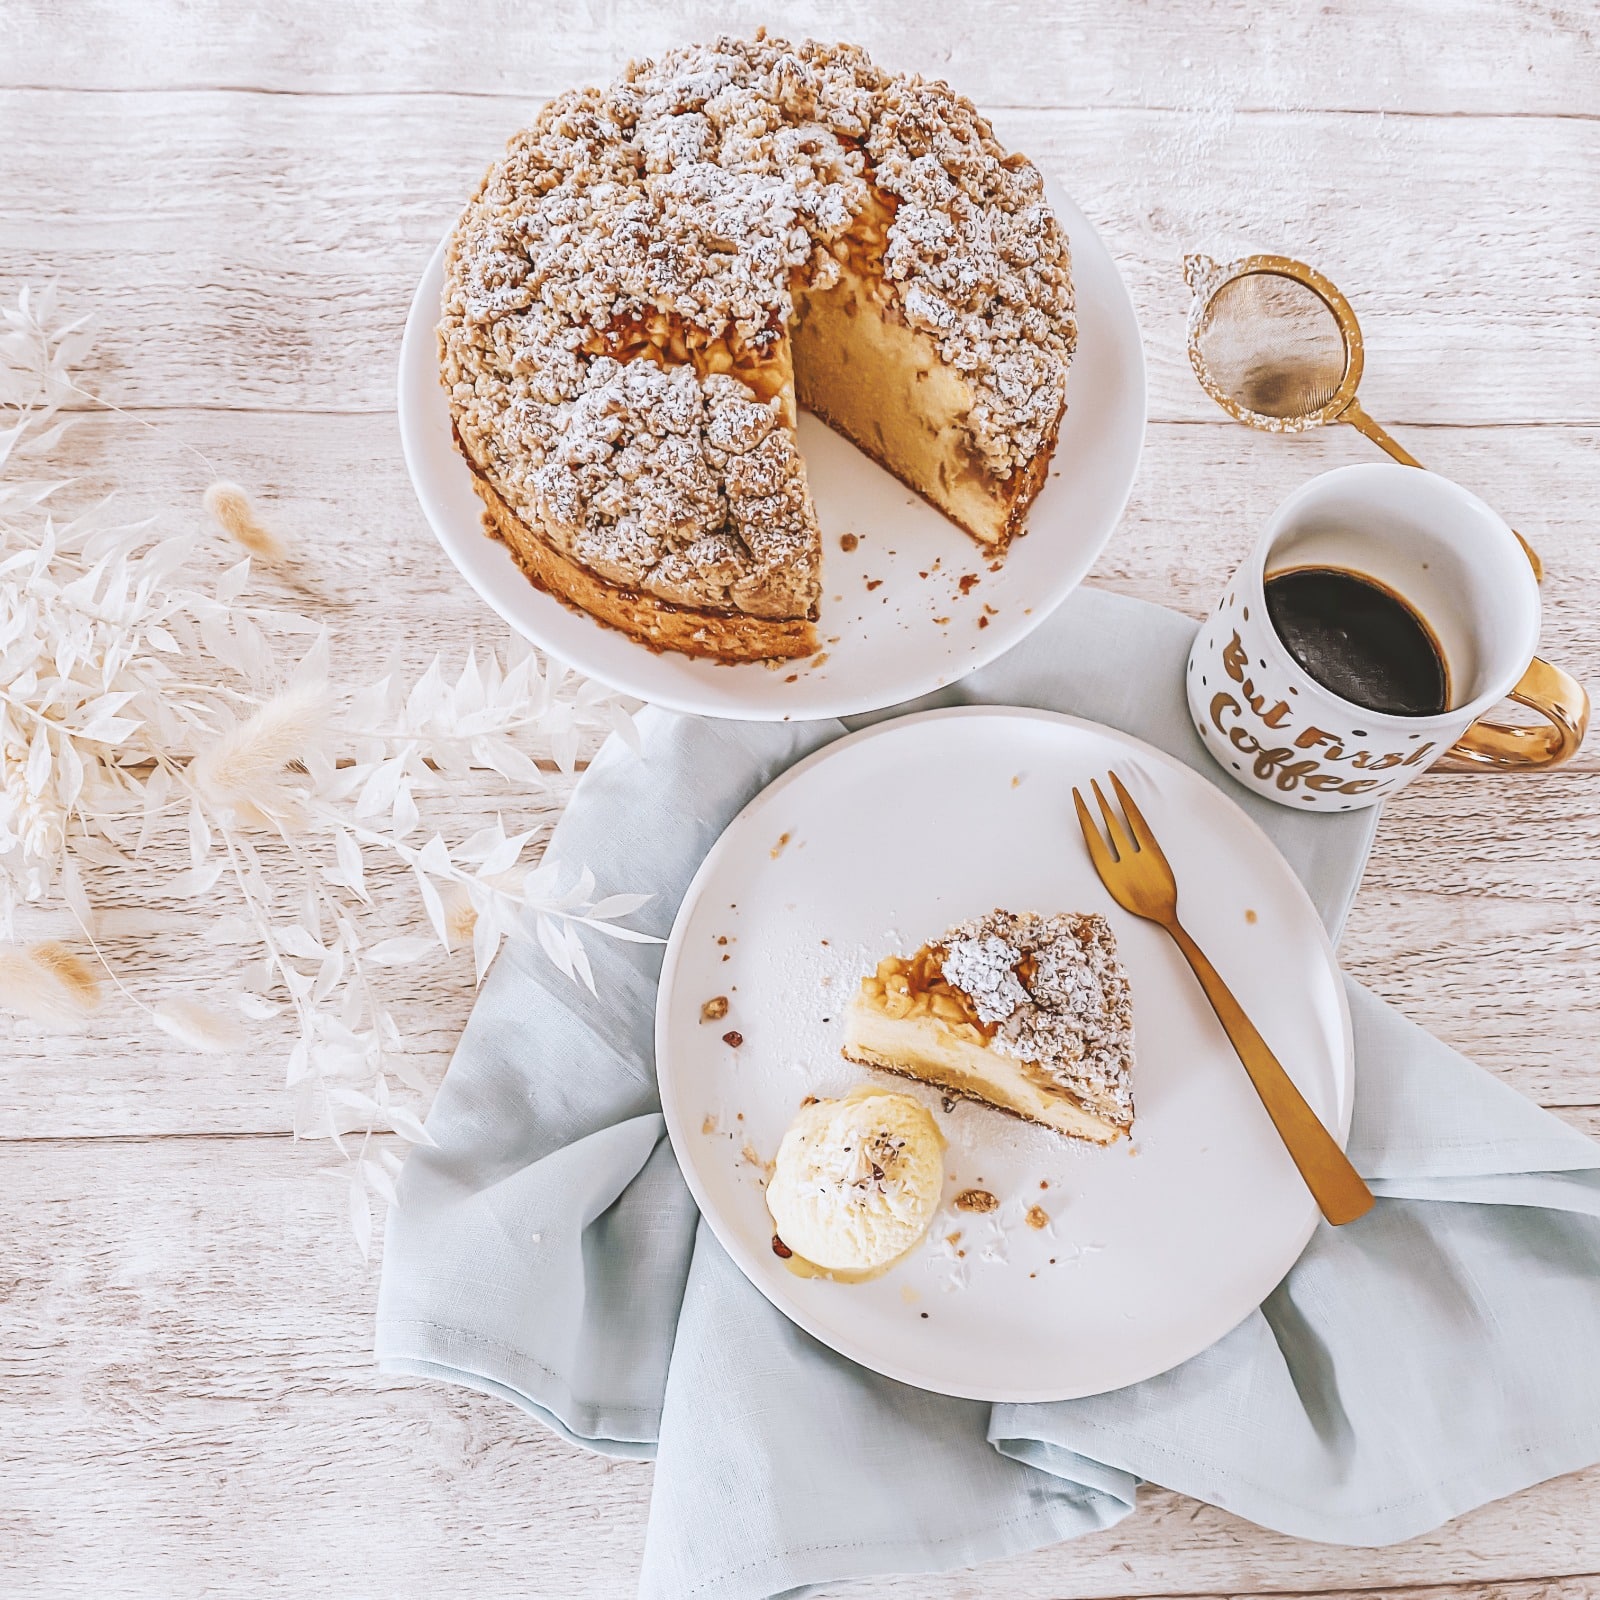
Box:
[843, 909, 1135, 1144]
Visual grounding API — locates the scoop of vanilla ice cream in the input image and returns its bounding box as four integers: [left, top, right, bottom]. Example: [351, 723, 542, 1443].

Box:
[765, 1087, 945, 1275]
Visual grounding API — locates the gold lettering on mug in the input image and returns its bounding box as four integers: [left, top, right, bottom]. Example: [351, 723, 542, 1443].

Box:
[1209, 691, 1389, 797]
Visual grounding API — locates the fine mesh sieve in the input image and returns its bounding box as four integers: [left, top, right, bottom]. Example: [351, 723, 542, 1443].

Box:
[1191, 270, 1348, 422]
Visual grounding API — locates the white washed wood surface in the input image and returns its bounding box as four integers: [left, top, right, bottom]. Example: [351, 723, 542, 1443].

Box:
[2, 3, 1599, 1595]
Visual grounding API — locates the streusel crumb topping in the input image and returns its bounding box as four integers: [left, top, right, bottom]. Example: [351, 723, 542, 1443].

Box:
[440, 33, 1073, 616]
[941, 910, 1134, 1113]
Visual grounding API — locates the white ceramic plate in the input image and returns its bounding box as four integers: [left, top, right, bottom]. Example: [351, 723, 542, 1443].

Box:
[397, 179, 1145, 721]
[655, 707, 1353, 1403]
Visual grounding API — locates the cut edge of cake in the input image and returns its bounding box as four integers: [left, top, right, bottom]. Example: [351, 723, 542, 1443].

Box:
[790, 250, 1065, 553]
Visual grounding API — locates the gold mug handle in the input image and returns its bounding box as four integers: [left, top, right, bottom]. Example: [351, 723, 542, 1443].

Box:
[1441, 656, 1591, 770]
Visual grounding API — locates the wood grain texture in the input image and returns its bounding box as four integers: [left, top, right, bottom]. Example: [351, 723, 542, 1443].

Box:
[5, 1137, 1600, 1600]
[5, 92, 1600, 426]
[5, 0, 1597, 115]
[3, 2, 1599, 1594]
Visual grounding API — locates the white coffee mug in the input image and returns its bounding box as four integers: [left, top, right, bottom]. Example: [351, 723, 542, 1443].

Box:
[1186, 463, 1588, 811]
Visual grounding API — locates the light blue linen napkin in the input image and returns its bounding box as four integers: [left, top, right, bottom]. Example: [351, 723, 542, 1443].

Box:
[375, 587, 1600, 1598]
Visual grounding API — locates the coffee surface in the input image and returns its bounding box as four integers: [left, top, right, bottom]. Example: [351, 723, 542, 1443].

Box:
[1263, 566, 1447, 717]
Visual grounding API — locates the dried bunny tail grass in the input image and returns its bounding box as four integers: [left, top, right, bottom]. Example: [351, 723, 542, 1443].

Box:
[204, 481, 290, 564]
[152, 998, 247, 1054]
[0, 941, 102, 1026]
[190, 682, 332, 826]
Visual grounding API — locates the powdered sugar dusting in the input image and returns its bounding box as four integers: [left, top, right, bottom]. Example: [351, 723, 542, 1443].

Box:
[941, 932, 1029, 1022]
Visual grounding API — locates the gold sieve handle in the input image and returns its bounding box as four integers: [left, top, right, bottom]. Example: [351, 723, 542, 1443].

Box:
[1440, 656, 1590, 771]
[1342, 401, 1545, 582]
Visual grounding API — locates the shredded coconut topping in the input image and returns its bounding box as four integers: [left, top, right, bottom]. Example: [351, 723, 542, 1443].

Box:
[440, 33, 1074, 618]
[814, 1128, 915, 1215]
[940, 910, 1134, 1114]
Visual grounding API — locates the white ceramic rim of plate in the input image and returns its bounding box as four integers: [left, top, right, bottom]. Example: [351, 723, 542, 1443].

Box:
[654, 705, 1355, 1402]
[397, 179, 1146, 721]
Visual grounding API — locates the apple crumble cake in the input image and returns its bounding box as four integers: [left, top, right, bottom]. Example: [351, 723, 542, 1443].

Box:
[843, 909, 1135, 1144]
[439, 32, 1076, 662]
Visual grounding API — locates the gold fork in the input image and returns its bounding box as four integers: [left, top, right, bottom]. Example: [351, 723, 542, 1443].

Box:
[1073, 772, 1373, 1227]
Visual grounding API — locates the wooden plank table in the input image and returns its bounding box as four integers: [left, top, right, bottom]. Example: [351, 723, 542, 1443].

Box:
[3, 3, 1598, 1593]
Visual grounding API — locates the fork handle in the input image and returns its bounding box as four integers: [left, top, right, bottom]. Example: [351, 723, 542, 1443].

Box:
[1169, 922, 1374, 1226]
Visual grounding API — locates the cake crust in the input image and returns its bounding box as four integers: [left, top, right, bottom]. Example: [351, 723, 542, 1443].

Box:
[842, 1044, 1125, 1146]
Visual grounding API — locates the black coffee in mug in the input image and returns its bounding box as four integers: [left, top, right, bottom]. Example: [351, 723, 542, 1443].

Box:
[1263, 566, 1448, 717]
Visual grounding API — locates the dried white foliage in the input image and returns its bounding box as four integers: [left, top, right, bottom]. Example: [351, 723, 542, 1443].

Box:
[0, 287, 651, 1255]
[190, 681, 332, 828]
